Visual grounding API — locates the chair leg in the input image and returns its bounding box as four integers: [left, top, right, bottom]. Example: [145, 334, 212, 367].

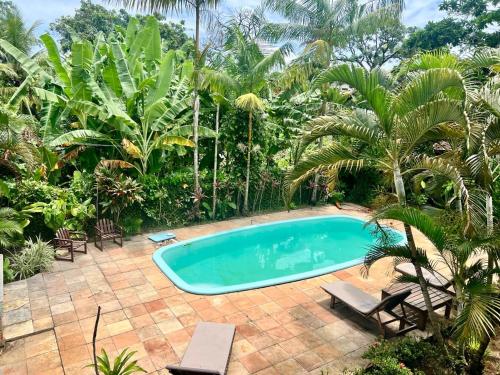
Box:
[83, 241, 87, 254]
[330, 296, 336, 309]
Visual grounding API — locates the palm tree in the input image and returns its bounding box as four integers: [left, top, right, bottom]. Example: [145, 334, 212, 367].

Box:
[235, 93, 265, 214]
[364, 205, 500, 373]
[287, 64, 471, 343]
[0, 105, 38, 178]
[223, 24, 289, 214]
[0, 2, 39, 55]
[202, 68, 237, 219]
[111, 0, 221, 218]
[263, 0, 403, 204]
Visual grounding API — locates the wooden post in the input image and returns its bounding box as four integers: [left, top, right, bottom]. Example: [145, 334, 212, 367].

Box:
[92, 306, 102, 375]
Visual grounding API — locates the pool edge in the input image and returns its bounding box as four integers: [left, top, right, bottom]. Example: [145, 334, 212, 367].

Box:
[152, 215, 406, 295]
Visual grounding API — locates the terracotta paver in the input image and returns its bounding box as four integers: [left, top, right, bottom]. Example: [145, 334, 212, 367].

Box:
[1, 205, 443, 374]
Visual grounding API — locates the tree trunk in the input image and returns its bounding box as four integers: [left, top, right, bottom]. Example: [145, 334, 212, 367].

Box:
[469, 334, 490, 375]
[244, 112, 252, 214]
[192, 4, 201, 219]
[393, 161, 445, 346]
[311, 100, 327, 205]
[212, 103, 220, 220]
[486, 193, 494, 283]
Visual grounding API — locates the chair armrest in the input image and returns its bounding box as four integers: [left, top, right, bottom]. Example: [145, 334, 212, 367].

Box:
[54, 238, 73, 249]
[95, 227, 103, 234]
[115, 225, 124, 235]
[69, 231, 87, 241]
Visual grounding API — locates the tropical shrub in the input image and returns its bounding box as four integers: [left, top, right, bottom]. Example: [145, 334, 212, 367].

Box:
[0, 206, 26, 249]
[7, 178, 95, 238]
[96, 167, 144, 225]
[346, 337, 460, 375]
[8, 237, 54, 280]
[89, 348, 146, 375]
[3, 257, 14, 283]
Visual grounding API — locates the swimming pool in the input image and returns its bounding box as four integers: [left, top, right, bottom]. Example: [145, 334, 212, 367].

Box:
[153, 215, 405, 295]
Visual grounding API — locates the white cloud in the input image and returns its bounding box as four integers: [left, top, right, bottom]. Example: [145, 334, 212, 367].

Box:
[403, 0, 445, 27]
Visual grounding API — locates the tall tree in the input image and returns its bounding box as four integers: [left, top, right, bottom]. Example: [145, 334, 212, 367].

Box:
[223, 24, 289, 214]
[0, 1, 38, 54]
[288, 64, 472, 344]
[51, 0, 189, 53]
[202, 67, 236, 219]
[111, 0, 221, 219]
[262, 0, 404, 203]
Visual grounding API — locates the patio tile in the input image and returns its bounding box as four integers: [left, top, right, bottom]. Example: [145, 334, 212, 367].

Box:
[24, 331, 58, 358]
[255, 317, 280, 331]
[26, 350, 61, 374]
[0, 339, 26, 365]
[144, 299, 167, 313]
[112, 330, 141, 349]
[150, 308, 175, 323]
[278, 337, 308, 356]
[124, 303, 148, 318]
[0, 362, 28, 375]
[58, 331, 87, 351]
[106, 319, 133, 336]
[52, 311, 78, 326]
[169, 303, 195, 317]
[239, 352, 271, 373]
[295, 351, 324, 371]
[4, 320, 34, 340]
[60, 344, 91, 367]
[247, 334, 276, 350]
[259, 344, 289, 365]
[273, 359, 306, 374]
[157, 318, 183, 335]
[232, 339, 257, 359]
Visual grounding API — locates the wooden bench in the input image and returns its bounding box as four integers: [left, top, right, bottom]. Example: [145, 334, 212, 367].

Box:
[381, 282, 452, 330]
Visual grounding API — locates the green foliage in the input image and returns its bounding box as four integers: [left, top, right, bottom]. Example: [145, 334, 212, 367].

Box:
[403, 0, 499, 54]
[50, 0, 189, 53]
[7, 178, 95, 238]
[348, 337, 460, 375]
[3, 256, 14, 282]
[88, 348, 146, 375]
[0, 207, 26, 249]
[96, 167, 144, 224]
[8, 237, 54, 280]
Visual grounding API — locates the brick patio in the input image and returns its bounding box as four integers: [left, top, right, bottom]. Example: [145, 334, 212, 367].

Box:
[0, 204, 439, 375]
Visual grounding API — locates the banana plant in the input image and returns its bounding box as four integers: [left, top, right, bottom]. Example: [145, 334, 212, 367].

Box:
[1, 17, 216, 174]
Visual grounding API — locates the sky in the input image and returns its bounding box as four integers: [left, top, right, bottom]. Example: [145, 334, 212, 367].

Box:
[16, 0, 446, 39]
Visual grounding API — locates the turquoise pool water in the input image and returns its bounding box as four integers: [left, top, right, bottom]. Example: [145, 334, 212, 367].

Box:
[153, 215, 405, 295]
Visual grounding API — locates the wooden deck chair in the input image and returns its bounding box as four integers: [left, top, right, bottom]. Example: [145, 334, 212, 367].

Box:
[322, 281, 417, 337]
[94, 218, 123, 251]
[166, 322, 235, 375]
[53, 228, 88, 262]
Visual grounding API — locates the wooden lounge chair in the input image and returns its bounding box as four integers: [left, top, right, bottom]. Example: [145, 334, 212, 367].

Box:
[53, 228, 88, 262]
[395, 262, 453, 292]
[94, 218, 123, 251]
[322, 281, 417, 337]
[166, 322, 235, 375]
